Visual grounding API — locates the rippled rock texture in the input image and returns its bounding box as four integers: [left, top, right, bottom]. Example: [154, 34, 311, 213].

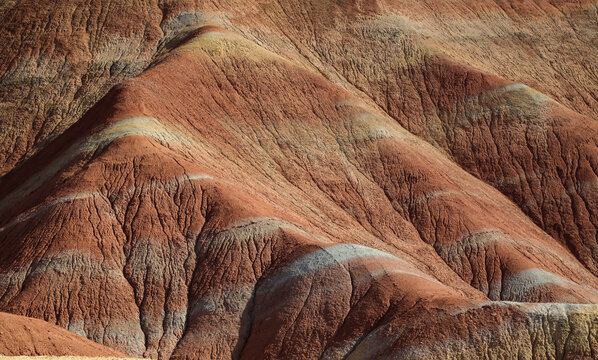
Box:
[0, 1, 597, 359]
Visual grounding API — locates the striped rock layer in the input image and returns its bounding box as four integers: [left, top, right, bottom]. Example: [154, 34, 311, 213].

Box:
[0, 1, 597, 359]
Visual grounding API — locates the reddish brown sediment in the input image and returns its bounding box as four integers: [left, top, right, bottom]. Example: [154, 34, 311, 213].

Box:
[0, 1, 597, 359]
[0, 312, 129, 357]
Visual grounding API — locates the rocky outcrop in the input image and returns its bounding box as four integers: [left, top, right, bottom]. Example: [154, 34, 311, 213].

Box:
[0, 1, 597, 359]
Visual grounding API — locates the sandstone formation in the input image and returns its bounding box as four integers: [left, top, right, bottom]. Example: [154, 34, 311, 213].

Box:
[0, 1, 597, 359]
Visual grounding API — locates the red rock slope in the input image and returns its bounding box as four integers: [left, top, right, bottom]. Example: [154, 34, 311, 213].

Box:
[0, 1, 597, 359]
[0, 311, 128, 356]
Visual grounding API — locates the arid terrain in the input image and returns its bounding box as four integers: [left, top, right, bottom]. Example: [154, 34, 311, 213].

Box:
[0, 0, 597, 359]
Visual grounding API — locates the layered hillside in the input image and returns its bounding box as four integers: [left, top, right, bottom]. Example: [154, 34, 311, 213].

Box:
[0, 1, 597, 359]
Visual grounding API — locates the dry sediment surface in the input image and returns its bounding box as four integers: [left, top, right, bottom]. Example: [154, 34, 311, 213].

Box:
[0, 1, 597, 359]
[0, 312, 129, 357]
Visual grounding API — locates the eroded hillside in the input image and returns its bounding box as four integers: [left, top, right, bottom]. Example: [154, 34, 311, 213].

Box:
[0, 1, 597, 359]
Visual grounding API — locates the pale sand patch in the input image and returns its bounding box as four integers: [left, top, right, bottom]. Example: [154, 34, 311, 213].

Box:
[501, 83, 557, 104]
[0, 249, 128, 290]
[349, 302, 598, 360]
[0, 117, 193, 214]
[344, 112, 399, 142]
[453, 83, 556, 127]
[262, 244, 433, 295]
[209, 216, 331, 245]
[440, 228, 589, 276]
[255, 258, 446, 323]
[0, 192, 101, 233]
[173, 28, 288, 63]
[0, 172, 230, 231]
[500, 268, 598, 300]
[450, 300, 589, 316]
[335, 101, 428, 145]
[115, 173, 229, 201]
